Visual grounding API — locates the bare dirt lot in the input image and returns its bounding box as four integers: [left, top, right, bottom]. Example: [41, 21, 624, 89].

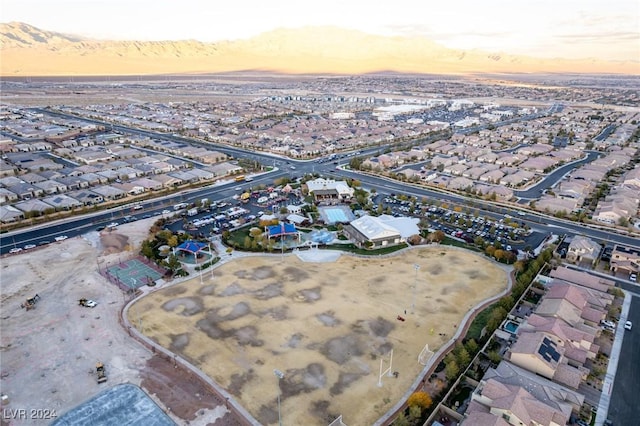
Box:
[129, 247, 509, 426]
[0, 220, 236, 426]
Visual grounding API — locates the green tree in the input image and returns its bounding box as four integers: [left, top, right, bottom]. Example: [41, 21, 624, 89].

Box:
[156, 229, 173, 242]
[444, 352, 457, 366]
[487, 350, 501, 364]
[465, 339, 479, 355]
[456, 346, 471, 367]
[167, 235, 178, 248]
[164, 254, 181, 273]
[140, 240, 155, 259]
[487, 307, 507, 332]
[498, 296, 514, 312]
[408, 405, 422, 421]
[445, 360, 460, 381]
[393, 412, 410, 426]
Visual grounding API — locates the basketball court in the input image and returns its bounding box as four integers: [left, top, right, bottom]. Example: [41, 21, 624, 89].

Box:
[105, 257, 165, 289]
[52, 383, 175, 426]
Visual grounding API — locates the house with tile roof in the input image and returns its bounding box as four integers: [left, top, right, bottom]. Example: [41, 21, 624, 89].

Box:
[506, 331, 586, 389]
[464, 378, 569, 426]
[566, 236, 601, 266]
[481, 361, 584, 415]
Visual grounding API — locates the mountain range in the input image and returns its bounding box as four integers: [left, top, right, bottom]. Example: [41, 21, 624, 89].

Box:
[1, 22, 638, 76]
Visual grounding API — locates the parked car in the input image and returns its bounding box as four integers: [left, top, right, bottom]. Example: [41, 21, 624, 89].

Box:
[23, 244, 36, 250]
[630, 273, 637, 282]
[54, 235, 68, 242]
[601, 320, 616, 328]
[625, 321, 632, 331]
[9, 247, 23, 254]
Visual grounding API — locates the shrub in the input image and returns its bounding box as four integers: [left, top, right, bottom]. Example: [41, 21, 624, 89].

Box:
[407, 391, 433, 410]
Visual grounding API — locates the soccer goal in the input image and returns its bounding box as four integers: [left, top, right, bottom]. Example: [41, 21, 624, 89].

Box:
[418, 343, 435, 366]
[327, 415, 347, 426]
[377, 349, 394, 387]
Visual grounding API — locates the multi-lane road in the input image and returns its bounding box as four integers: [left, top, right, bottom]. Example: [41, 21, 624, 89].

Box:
[1, 110, 638, 255]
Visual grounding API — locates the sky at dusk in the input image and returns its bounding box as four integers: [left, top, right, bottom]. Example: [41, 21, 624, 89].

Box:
[3, 0, 639, 61]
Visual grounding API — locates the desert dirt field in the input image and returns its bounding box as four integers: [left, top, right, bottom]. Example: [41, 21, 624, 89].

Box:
[130, 246, 509, 426]
[0, 220, 240, 426]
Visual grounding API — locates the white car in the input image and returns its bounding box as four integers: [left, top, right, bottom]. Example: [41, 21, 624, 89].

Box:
[601, 320, 616, 329]
[625, 321, 632, 331]
[9, 247, 23, 254]
[23, 244, 36, 250]
[85, 300, 98, 308]
[54, 235, 68, 242]
[630, 273, 637, 282]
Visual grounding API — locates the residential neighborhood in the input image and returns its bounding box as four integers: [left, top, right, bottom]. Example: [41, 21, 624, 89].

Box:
[1, 74, 638, 426]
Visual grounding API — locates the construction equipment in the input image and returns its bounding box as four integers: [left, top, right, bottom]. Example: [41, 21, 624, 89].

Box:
[95, 362, 107, 384]
[20, 294, 40, 311]
[78, 298, 97, 308]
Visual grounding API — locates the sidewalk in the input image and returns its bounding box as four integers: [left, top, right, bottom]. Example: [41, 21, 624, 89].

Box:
[595, 292, 632, 426]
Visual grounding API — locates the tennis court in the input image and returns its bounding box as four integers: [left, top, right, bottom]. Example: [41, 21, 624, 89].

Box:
[105, 257, 165, 289]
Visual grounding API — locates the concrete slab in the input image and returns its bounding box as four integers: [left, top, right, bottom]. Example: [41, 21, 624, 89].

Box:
[51, 384, 175, 426]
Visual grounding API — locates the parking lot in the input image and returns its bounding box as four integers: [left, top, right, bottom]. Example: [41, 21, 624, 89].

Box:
[164, 187, 305, 237]
[376, 194, 544, 253]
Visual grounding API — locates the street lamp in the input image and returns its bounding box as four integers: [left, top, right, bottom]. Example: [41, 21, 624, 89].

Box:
[412, 264, 420, 314]
[274, 369, 284, 426]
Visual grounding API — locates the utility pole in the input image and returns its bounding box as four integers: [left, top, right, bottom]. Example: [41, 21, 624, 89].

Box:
[412, 264, 420, 314]
[274, 369, 284, 426]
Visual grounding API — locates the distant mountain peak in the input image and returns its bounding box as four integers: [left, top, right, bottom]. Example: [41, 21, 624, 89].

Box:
[1, 22, 638, 76]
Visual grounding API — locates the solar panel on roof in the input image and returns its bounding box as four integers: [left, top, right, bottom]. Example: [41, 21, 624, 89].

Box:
[538, 337, 561, 364]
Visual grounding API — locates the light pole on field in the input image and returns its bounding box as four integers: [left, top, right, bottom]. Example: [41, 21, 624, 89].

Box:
[274, 369, 284, 426]
[412, 264, 420, 314]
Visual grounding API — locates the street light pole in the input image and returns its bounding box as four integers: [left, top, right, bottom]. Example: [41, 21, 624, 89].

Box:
[274, 369, 284, 426]
[412, 264, 420, 314]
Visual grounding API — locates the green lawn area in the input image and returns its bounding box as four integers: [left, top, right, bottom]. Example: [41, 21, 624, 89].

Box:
[441, 237, 481, 252]
[225, 227, 408, 256]
[466, 303, 498, 341]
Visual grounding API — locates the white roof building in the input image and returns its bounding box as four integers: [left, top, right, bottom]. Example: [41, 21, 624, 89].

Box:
[306, 178, 354, 199]
[344, 214, 419, 249]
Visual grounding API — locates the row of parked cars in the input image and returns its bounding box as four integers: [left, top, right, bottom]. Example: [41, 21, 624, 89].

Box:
[8, 235, 68, 254]
[381, 196, 528, 249]
[601, 319, 633, 331]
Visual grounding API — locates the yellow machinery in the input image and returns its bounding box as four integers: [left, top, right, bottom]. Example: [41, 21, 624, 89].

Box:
[96, 362, 107, 384]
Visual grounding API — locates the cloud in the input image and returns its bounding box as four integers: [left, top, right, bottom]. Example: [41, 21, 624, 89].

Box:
[555, 31, 640, 43]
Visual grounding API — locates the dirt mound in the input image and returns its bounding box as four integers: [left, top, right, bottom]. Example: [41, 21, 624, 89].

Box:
[100, 232, 130, 254]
